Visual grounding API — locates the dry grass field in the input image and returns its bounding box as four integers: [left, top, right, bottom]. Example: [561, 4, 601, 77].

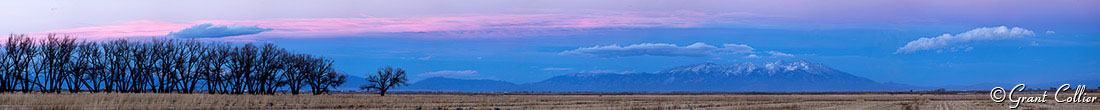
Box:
[1, 92, 1098, 110]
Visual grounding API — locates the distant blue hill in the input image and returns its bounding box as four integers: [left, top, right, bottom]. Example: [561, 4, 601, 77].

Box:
[353, 60, 928, 92]
[401, 77, 520, 92]
[337, 75, 522, 92]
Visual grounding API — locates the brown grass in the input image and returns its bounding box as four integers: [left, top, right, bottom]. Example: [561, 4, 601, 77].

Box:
[0, 92, 1097, 109]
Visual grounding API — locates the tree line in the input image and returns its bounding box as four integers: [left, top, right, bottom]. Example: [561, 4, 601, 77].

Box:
[0, 34, 346, 95]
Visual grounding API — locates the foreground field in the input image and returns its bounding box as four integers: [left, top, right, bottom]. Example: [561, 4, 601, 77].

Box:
[1, 92, 1098, 109]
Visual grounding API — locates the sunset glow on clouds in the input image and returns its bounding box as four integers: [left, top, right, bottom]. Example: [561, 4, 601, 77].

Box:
[29, 20, 192, 40]
[31, 10, 753, 40]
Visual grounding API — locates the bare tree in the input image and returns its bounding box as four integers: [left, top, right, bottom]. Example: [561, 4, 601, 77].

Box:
[0, 34, 345, 95]
[72, 41, 104, 92]
[37, 34, 77, 93]
[280, 54, 309, 95]
[129, 40, 156, 93]
[227, 43, 257, 94]
[323, 71, 346, 94]
[102, 39, 134, 92]
[361, 66, 408, 96]
[304, 57, 344, 95]
[3, 34, 42, 93]
[253, 43, 286, 94]
[0, 40, 8, 93]
[149, 39, 176, 93]
[176, 39, 204, 93]
[200, 42, 231, 94]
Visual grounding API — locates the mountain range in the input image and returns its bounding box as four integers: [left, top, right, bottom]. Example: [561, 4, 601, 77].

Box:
[396, 60, 918, 92]
[335, 60, 1098, 92]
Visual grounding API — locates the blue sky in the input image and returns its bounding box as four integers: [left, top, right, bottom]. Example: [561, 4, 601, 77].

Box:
[2, 0, 1098, 86]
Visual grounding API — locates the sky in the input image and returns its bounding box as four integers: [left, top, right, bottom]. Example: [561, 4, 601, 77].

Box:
[2, 0, 1098, 86]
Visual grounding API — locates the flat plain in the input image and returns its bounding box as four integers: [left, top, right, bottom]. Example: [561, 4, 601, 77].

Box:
[1, 92, 1098, 109]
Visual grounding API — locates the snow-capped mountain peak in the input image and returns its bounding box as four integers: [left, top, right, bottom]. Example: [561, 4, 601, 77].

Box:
[764, 60, 813, 71]
[657, 60, 835, 75]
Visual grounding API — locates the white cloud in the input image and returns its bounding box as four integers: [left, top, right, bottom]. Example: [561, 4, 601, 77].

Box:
[168, 23, 272, 38]
[1045, 31, 1056, 34]
[418, 70, 479, 77]
[559, 42, 758, 58]
[895, 26, 1036, 54]
[1030, 41, 1040, 46]
[743, 54, 761, 58]
[541, 67, 574, 71]
[766, 51, 794, 57]
[939, 46, 974, 53]
[720, 44, 755, 54]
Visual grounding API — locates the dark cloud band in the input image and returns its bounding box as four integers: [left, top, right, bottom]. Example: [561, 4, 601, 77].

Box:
[168, 23, 273, 38]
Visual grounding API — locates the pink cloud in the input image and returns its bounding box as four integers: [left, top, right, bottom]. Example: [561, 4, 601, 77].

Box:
[30, 20, 192, 40]
[31, 10, 757, 40]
